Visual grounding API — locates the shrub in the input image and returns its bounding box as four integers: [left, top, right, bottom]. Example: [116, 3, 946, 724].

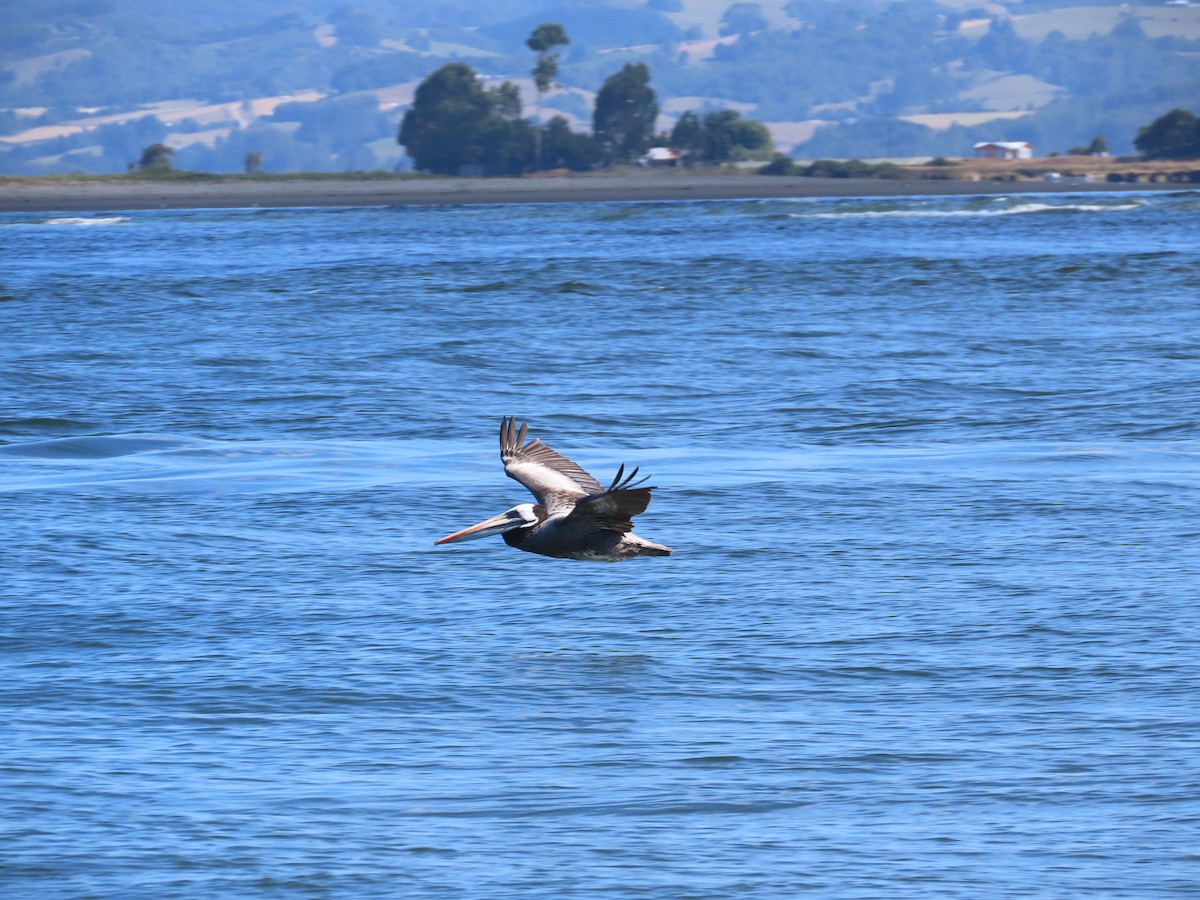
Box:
[758, 154, 796, 175]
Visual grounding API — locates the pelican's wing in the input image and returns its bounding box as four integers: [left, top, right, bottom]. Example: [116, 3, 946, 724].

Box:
[561, 464, 655, 535]
[500, 418, 605, 512]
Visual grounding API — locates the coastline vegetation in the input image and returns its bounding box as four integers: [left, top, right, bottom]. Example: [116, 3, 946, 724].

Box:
[5, 108, 1199, 189]
[759, 157, 903, 179]
[5, 151, 1199, 193]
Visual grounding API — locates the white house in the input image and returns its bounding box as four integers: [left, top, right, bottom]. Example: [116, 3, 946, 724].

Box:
[638, 147, 683, 167]
[973, 141, 1033, 160]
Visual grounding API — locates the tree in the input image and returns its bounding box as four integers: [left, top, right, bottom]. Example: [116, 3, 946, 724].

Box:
[1134, 108, 1200, 159]
[328, 6, 382, 47]
[527, 24, 570, 170]
[399, 63, 490, 174]
[593, 63, 659, 164]
[702, 109, 773, 161]
[398, 62, 533, 175]
[669, 110, 706, 157]
[294, 94, 390, 153]
[138, 143, 174, 171]
[669, 109, 773, 163]
[523, 24, 568, 150]
[478, 116, 535, 176]
[1112, 13, 1147, 41]
[541, 116, 603, 171]
[720, 3, 767, 36]
[977, 18, 1027, 70]
[479, 80, 535, 176]
[489, 81, 523, 121]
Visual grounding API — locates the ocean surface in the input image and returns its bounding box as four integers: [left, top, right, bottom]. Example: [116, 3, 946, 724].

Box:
[3, 191, 1199, 897]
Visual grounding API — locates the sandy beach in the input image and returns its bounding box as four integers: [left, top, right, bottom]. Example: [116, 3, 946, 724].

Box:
[0, 170, 1181, 213]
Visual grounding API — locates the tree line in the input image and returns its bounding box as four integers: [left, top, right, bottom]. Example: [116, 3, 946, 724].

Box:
[133, 101, 1200, 180]
[397, 24, 772, 176]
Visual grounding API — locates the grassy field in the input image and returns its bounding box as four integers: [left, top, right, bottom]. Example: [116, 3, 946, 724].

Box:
[900, 110, 1034, 131]
[957, 73, 1066, 113]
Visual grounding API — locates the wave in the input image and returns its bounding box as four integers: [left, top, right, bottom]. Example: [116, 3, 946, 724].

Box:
[0, 416, 97, 439]
[0, 433, 463, 493]
[2, 433, 1196, 493]
[38, 215, 133, 226]
[790, 200, 1145, 220]
[0, 434, 190, 460]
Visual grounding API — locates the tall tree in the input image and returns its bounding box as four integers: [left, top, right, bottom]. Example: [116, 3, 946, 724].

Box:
[398, 62, 532, 175]
[592, 63, 659, 164]
[1134, 108, 1200, 159]
[526, 23, 570, 169]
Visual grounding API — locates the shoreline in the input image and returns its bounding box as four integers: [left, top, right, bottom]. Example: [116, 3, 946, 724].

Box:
[0, 171, 1185, 213]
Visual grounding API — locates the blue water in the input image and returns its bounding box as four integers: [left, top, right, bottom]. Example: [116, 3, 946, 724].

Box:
[3, 192, 1199, 897]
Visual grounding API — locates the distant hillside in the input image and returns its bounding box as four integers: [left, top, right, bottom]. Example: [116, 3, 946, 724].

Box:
[1, 0, 1197, 174]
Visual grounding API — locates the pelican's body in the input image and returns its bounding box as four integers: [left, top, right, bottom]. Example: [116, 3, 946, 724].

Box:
[435, 419, 673, 562]
[500, 504, 671, 561]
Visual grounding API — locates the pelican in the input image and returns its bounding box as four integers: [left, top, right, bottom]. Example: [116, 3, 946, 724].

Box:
[435, 418, 673, 561]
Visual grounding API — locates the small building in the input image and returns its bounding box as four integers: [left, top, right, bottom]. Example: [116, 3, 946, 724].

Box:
[638, 147, 683, 167]
[973, 141, 1033, 160]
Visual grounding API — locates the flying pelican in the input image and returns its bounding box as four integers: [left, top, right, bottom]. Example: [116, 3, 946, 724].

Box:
[435, 418, 673, 561]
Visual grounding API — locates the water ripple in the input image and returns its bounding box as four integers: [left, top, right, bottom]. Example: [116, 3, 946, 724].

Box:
[3, 192, 1199, 898]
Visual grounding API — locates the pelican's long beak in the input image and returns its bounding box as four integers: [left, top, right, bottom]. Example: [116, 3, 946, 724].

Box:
[435, 510, 525, 545]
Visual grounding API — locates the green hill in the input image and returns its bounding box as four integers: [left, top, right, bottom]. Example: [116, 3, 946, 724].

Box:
[1, 0, 1196, 174]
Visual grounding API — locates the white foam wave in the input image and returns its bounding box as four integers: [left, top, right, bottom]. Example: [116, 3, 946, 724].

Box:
[791, 201, 1143, 220]
[41, 216, 132, 226]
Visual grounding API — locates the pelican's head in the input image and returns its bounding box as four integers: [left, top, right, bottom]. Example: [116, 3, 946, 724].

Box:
[435, 503, 540, 545]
